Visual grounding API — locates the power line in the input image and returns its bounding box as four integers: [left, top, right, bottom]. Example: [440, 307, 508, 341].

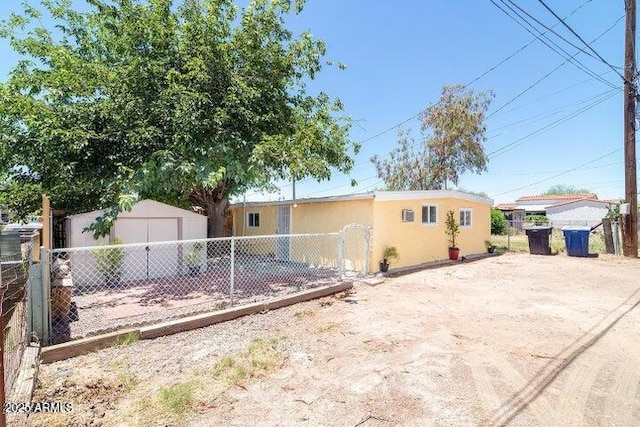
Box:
[537, 0, 630, 84]
[488, 90, 610, 134]
[466, 0, 594, 87]
[352, 0, 599, 147]
[488, 0, 619, 90]
[486, 15, 624, 119]
[492, 69, 614, 117]
[503, 0, 602, 62]
[485, 161, 620, 176]
[488, 88, 620, 158]
[490, 148, 622, 197]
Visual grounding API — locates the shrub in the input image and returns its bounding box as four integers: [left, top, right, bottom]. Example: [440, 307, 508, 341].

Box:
[525, 214, 549, 226]
[92, 238, 125, 284]
[490, 208, 508, 235]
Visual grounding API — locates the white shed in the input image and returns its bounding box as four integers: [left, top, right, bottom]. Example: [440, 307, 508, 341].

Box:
[546, 199, 617, 228]
[65, 200, 207, 287]
[65, 199, 206, 247]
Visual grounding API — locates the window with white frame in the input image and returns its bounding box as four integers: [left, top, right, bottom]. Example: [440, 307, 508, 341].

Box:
[402, 209, 415, 222]
[422, 205, 437, 225]
[460, 209, 472, 227]
[247, 212, 260, 228]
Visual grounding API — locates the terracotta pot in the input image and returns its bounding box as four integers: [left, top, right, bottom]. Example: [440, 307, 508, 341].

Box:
[448, 247, 460, 261]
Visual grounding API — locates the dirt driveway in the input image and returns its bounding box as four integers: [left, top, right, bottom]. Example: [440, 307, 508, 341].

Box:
[29, 253, 640, 426]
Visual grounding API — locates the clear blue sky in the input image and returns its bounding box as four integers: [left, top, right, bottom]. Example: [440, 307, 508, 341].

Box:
[0, 0, 632, 204]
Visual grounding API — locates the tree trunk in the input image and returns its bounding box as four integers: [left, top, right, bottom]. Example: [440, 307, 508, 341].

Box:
[189, 181, 230, 238]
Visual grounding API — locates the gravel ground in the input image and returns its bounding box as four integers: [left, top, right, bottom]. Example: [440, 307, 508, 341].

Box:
[29, 253, 640, 426]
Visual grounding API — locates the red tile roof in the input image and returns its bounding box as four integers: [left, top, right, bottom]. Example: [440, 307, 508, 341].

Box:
[515, 193, 598, 203]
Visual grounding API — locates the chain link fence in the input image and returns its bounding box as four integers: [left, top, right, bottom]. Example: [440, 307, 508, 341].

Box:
[341, 224, 370, 278]
[491, 218, 616, 254]
[1, 236, 34, 403]
[45, 231, 369, 345]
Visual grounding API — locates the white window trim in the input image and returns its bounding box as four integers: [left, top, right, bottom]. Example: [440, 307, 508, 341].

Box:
[247, 211, 260, 228]
[421, 204, 438, 226]
[460, 208, 473, 228]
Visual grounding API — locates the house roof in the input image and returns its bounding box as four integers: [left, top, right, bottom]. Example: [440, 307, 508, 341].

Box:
[232, 190, 493, 208]
[546, 198, 620, 209]
[515, 193, 598, 203]
[67, 199, 205, 219]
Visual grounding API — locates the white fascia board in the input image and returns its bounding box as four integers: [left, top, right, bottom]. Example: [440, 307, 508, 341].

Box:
[373, 190, 493, 206]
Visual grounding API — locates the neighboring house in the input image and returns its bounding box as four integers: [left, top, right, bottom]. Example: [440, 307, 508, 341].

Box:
[230, 190, 493, 272]
[65, 199, 207, 286]
[545, 199, 619, 228]
[514, 193, 598, 215]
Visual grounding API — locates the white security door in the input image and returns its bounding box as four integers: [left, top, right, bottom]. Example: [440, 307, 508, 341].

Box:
[276, 205, 291, 261]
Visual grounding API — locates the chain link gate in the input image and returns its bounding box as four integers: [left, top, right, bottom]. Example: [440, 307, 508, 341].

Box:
[341, 224, 371, 278]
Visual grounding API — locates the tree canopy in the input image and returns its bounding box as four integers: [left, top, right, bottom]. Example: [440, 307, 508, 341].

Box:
[542, 184, 592, 195]
[0, 0, 357, 236]
[372, 84, 492, 191]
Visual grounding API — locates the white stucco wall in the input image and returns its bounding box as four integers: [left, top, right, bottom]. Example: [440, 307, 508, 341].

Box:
[546, 201, 611, 228]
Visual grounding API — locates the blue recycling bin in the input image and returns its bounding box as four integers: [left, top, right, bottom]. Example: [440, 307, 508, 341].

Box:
[562, 226, 591, 257]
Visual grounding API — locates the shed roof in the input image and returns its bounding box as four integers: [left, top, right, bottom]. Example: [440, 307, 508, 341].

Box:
[232, 190, 493, 207]
[67, 199, 205, 219]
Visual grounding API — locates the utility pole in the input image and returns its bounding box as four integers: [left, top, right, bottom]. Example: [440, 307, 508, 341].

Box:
[623, 0, 638, 258]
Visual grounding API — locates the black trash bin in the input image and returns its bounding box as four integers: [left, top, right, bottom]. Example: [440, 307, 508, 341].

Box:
[524, 226, 552, 255]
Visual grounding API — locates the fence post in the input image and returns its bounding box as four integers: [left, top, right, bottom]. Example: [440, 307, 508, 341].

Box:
[507, 220, 511, 251]
[229, 237, 235, 306]
[39, 247, 50, 345]
[338, 231, 344, 280]
[612, 220, 621, 256]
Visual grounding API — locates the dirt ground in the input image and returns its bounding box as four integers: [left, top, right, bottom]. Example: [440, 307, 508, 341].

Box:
[28, 253, 640, 426]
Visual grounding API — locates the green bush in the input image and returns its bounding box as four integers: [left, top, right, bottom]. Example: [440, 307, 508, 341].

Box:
[490, 208, 508, 235]
[92, 237, 125, 284]
[525, 214, 549, 226]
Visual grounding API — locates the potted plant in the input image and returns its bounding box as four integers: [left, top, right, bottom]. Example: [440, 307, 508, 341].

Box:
[485, 240, 495, 254]
[379, 245, 399, 273]
[92, 237, 126, 286]
[185, 242, 204, 276]
[445, 210, 460, 260]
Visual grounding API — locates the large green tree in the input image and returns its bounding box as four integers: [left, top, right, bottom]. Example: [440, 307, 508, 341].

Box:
[0, 0, 357, 236]
[372, 84, 492, 191]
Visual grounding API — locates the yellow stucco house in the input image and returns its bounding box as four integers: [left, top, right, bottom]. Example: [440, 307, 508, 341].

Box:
[230, 190, 492, 273]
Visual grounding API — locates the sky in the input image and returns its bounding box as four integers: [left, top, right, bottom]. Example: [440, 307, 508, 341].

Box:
[0, 0, 633, 204]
